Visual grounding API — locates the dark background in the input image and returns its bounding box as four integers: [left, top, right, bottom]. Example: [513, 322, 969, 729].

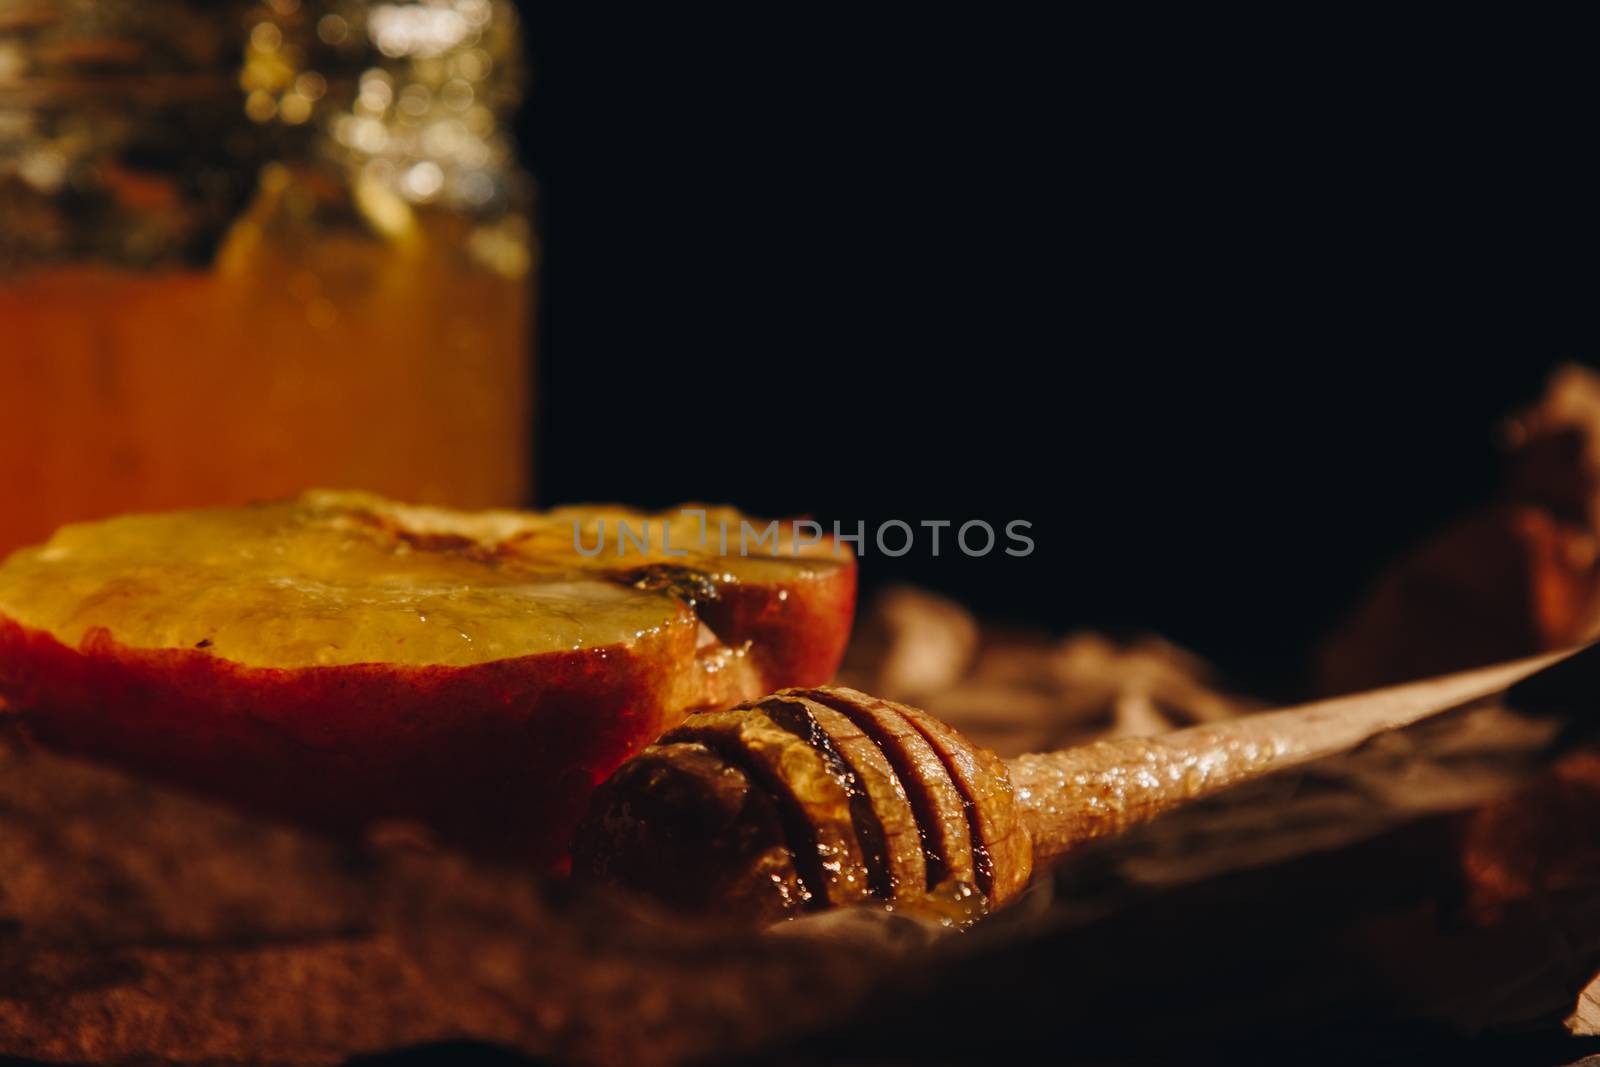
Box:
[514, 9, 1590, 696]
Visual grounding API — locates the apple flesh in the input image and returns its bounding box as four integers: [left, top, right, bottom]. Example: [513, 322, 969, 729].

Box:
[0, 492, 855, 868]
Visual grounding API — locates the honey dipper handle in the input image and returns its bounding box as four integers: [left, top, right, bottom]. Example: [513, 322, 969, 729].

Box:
[1007, 647, 1579, 869]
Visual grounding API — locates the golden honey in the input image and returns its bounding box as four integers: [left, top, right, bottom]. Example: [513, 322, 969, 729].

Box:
[0, 1, 532, 555]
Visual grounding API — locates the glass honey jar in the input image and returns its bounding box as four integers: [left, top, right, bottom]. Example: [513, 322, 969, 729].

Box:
[0, 0, 533, 555]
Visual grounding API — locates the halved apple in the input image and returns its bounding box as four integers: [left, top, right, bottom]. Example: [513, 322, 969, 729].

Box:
[0, 491, 855, 868]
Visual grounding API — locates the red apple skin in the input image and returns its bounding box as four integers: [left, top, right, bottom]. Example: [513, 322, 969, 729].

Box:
[699, 520, 858, 690]
[0, 556, 855, 870]
[704, 572, 856, 689]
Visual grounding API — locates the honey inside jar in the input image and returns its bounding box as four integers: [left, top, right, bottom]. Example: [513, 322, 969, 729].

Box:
[0, 0, 533, 555]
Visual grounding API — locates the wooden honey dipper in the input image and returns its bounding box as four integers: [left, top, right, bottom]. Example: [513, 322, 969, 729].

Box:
[573, 647, 1591, 924]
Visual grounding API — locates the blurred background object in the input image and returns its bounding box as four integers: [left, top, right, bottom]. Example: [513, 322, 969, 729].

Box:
[1318, 366, 1600, 695]
[0, 0, 532, 554]
[839, 585, 1261, 756]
